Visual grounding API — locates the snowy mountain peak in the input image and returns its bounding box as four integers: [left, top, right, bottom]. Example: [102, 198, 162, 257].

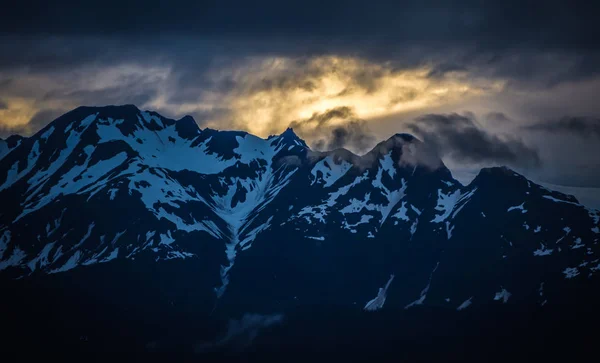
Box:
[360, 132, 446, 174]
[321, 148, 362, 165]
[174, 115, 201, 139]
[276, 127, 309, 149]
[471, 166, 540, 189]
[366, 133, 420, 157]
[470, 166, 582, 205]
[281, 127, 298, 137]
[392, 133, 418, 142]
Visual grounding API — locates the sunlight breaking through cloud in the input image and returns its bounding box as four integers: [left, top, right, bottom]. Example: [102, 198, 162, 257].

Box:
[154, 56, 505, 138]
[1, 55, 505, 142]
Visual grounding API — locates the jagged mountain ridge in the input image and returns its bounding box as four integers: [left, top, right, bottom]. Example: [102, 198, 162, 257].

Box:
[0, 104, 599, 315]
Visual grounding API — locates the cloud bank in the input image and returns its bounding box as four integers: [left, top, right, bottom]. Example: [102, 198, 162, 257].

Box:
[408, 113, 541, 169]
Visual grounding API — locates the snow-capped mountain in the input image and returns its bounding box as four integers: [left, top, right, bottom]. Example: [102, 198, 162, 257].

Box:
[1, 105, 599, 318]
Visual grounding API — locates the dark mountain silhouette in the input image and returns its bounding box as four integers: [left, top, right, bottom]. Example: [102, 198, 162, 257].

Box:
[1, 105, 599, 360]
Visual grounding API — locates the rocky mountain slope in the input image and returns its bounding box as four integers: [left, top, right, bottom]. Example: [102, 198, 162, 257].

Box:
[2, 105, 599, 307]
[1, 105, 599, 356]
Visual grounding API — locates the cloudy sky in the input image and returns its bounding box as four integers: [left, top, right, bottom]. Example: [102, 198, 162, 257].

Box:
[1, 0, 599, 205]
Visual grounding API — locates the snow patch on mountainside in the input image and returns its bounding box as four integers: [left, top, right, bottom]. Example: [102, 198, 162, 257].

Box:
[534, 243, 554, 256]
[18, 149, 128, 221]
[0, 246, 27, 271]
[298, 171, 369, 225]
[25, 114, 97, 201]
[0, 141, 41, 192]
[336, 158, 408, 233]
[431, 188, 477, 223]
[96, 114, 237, 174]
[369, 153, 405, 226]
[364, 274, 395, 311]
[392, 202, 410, 222]
[430, 188, 477, 239]
[507, 203, 527, 213]
[494, 288, 511, 303]
[563, 267, 579, 279]
[128, 167, 221, 237]
[342, 214, 374, 232]
[543, 195, 581, 206]
[27, 242, 56, 272]
[405, 262, 439, 309]
[457, 297, 473, 311]
[310, 156, 352, 187]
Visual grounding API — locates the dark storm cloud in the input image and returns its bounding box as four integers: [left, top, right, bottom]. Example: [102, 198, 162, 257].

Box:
[28, 109, 68, 132]
[2, 1, 598, 49]
[41, 80, 161, 107]
[0, 0, 598, 133]
[289, 107, 375, 153]
[1, 1, 599, 83]
[318, 121, 376, 152]
[483, 112, 513, 124]
[408, 113, 541, 168]
[525, 117, 600, 138]
[467, 52, 600, 89]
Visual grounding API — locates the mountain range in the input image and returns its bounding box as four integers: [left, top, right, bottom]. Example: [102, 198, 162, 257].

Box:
[1, 104, 599, 358]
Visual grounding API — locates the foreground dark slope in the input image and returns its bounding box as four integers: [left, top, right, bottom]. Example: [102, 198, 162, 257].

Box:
[1, 105, 600, 358]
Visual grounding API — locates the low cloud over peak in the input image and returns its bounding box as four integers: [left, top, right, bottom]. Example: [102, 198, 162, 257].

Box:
[289, 106, 376, 154]
[407, 112, 541, 169]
